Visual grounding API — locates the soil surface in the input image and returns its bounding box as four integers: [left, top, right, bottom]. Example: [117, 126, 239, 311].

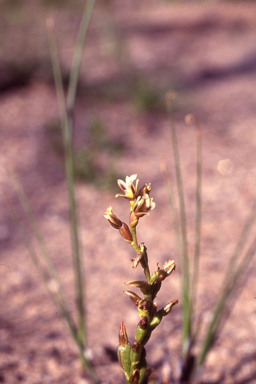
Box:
[1, 1, 256, 384]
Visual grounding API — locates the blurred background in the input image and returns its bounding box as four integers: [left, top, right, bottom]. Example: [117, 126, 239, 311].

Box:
[1, 0, 256, 383]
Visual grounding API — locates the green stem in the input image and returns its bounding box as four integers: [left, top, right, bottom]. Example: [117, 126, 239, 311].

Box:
[130, 226, 151, 283]
[46, 18, 100, 383]
[160, 159, 181, 268]
[6, 195, 79, 351]
[191, 117, 202, 322]
[47, 20, 85, 348]
[195, 235, 256, 374]
[65, 0, 96, 347]
[67, 0, 96, 135]
[166, 92, 190, 355]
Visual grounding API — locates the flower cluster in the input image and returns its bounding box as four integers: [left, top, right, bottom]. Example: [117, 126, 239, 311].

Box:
[104, 175, 178, 384]
[104, 175, 155, 242]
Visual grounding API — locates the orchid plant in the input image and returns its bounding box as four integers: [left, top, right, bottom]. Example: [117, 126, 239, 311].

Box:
[104, 175, 178, 384]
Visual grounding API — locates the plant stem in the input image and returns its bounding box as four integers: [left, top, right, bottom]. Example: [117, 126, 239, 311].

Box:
[166, 92, 190, 356]
[130, 226, 151, 283]
[46, 15, 99, 382]
[191, 116, 202, 320]
[67, 0, 96, 134]
[195, 227, 256, 374]
[160, 158, 181, 266]
[47, 18, 86, 348]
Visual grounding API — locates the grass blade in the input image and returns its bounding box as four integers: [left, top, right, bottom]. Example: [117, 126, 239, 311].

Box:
[196, 197, 256, 371]
[160, 158, 181, 266]
[47, 17, 85, 348]
[67, 0, 96, 123]
[165, 91, 190, 355]
[6, 193, 79, 343]
[185, 114, 202, 321]
[10, 171, 70, 310]
[46, 10, 99, 381]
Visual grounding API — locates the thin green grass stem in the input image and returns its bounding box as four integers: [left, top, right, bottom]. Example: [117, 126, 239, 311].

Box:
[195, 195, 256, 367]
[6, 197, 79, 346]
[160, 159, 181, 267]
[196, 234, 256, 373]
[166, 92, 190, 355]
[190, 116, 202, 321]
[47, 12, 100, 381]
[49, 0, 96, 346]
[67, 0, 96, 126]
[10, 172, 73, 317]
[220, 196, 256, 292]
[47, 19, 86, 348]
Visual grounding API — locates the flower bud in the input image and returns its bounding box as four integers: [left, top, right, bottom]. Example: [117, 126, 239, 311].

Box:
[117, 322, 132, 381]
[119, 321, 129, 345]
[119, 222, 133, 243]
[104, 207, 122, 229]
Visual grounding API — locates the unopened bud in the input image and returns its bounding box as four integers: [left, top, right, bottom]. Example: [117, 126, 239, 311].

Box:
[104, 207, 122, 229]
[117, 323, 131, 380]
[119, 222, 133, 243]
[119, 321, 129, 345]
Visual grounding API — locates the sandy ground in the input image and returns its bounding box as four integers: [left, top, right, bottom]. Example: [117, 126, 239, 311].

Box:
[1, 1, 256, 383]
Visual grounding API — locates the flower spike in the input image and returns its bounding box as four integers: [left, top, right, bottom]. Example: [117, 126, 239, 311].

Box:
[104, 174, 178, 384]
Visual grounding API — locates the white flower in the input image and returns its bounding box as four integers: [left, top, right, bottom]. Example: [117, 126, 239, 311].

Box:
[115, 174, 139, 200]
